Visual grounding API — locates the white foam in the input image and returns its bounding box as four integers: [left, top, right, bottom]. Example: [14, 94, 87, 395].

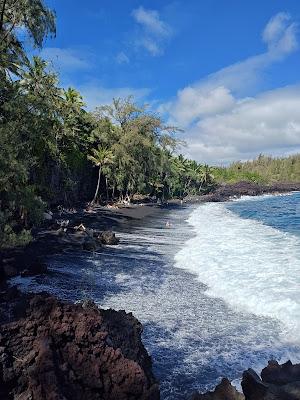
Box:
[174, 203, 300, 343]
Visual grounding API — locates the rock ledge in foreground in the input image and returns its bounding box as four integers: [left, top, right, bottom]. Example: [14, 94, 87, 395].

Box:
[0, 293, 159, 400]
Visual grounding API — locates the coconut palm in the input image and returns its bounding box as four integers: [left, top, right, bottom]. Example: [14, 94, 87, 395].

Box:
[0, 0, 55, 76]
[88, 146, 114, 204]
[199, 164, 214, 191]
[64, 87, 85, 108]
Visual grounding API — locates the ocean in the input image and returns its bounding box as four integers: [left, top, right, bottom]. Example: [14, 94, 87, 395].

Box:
[12, 192, 300, 399]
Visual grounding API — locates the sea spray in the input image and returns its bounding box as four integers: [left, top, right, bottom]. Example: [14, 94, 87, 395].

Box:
[174, 199, 300, 343]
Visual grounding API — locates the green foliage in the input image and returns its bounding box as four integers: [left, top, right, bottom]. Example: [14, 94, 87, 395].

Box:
[0, 220, 32, 249]
[0, 0, 56, 76]
[214, 154, 300, 184]
[0, 1, 217, 249]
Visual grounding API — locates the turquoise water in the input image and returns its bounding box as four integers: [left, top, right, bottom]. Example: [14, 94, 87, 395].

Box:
[11, 193, 300, 399]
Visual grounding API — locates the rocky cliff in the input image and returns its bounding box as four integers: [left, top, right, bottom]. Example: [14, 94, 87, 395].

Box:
[0, 292, 159, 400]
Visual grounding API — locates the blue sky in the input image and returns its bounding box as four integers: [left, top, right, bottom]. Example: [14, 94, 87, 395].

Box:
[39, 0, 300, 164]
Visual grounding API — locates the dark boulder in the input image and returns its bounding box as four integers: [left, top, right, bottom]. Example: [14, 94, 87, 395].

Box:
[261, 360, 300, 386]
[191, 361, 300, 400]
[2, 263, 19, 278]
[0, 251, 48, 280]
[97, 231, 120, 245]
[241, 369, 268, 400]
[21, 259, 47, 277]
[241, 361, 300, 400]
[82, 237, 98, 251]
[190, 378, 244, 399]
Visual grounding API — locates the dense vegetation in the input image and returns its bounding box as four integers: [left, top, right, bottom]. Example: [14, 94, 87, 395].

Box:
[214, 154, 300, 184]
[1, 1, 299, 249]
[0, 0, 214, 248]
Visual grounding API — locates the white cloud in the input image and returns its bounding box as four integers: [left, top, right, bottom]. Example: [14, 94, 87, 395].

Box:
[116, 51, 130, 64]
[132, 6, 172, 56]
[158, 12, 300, 163]
[163, 12, 298, 128]
[40, 47, 92, 71]
[185, 86, 300, 164]
[77, 82, 150, 110]
[139, 38, 161, 56]
[160, 86, 235, 127]
[132, 6, 171, 37]
[262, 12, 298, 54]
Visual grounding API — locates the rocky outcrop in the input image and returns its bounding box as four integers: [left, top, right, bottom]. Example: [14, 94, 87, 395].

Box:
[0, 227, 120, 282]
[0, 251, 48, 280]
[261, 360, 300, 385]
[96, 231, 120, 245]
[242, 360, 300, 400]
[57, 229, 120, 251]
[0, 293, 159, 400]
[190, 378, 244, 399]
[192, 360, 300, 400]
[199, 181, 300, 203]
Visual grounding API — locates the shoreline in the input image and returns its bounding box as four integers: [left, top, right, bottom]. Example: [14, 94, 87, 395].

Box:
[2, 181, 300, 301]
[184, 181, 300, 204]
[1, 184, 300, 399]
[0, 202, 178, 282]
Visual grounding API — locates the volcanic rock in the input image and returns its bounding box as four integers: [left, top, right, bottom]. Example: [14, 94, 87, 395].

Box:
[261, 360, 300, 386]
[200, 181, 300, 203]
[242, 361, 300, 400]
[190, 378, 244, 399]
[0, 294, 159, 400]
[97, 231, 120, 245]
[82, 237, 97, 251]
[191, 361, 300, 400]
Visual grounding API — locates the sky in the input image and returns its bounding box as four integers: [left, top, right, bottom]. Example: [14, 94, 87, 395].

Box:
[37, 0, 300, 164]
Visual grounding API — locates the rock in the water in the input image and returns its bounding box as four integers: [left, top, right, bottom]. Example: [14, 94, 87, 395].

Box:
[98, 231, 120, 245]
[83, 237, 97, 251]
[190, 378, 244, 400]
[0, 294, 159, 400]
[21, 259, 47, 277]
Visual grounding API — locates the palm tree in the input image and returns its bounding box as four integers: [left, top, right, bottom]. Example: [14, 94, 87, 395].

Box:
[0, 0, 56, 76]
[64, 87, 85, 108]
[88, 145, 114, 204]
[20, 57, 62, 115]
[199, 164, 214, 192]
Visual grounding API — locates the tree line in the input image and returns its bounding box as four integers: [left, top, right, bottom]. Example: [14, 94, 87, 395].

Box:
[1, 1, 298, 249]
[0, 0, 214, 248]
[213, 154, 300, 184]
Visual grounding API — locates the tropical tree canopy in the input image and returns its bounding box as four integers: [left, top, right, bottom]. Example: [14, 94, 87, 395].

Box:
[0, 0, 56, 76]
[2, 0, 297, 250]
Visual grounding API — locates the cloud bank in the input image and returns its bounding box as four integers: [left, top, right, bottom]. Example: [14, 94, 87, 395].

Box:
[161, 12, 300, 164]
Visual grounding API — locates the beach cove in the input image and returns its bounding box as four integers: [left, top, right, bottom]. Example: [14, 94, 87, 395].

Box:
[3, 190, 299, 399]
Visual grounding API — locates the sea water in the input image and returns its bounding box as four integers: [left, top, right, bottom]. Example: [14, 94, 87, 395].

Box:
[11, 192, 300, 399]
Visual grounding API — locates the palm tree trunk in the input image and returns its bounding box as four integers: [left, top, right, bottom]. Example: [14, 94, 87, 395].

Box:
[106, 177, 109, 201]
[92, 165, 101, 204]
